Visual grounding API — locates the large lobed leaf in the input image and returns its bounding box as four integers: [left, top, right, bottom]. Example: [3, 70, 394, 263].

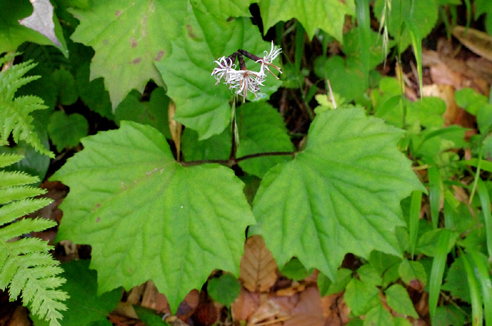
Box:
[155, 6, 281, 139]
[259, 0, 355, 41]
[52, 121, 256, 312]
[69, 0, 186, 108]
[253, 108, 424, 280]
[190, 0, 257, 20]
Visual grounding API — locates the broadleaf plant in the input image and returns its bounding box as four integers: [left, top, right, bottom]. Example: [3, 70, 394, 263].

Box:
[155, 7, 281, 139]
[69, 0, 185, 108]
[3, 0, 492, 324]
[253, 107, 425, 279]
[51, 121, 256, 312]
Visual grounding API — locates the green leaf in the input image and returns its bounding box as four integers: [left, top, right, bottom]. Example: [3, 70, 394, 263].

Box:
[182, 127, 231, 162]
[155, 7, 281, 139]
[468, 251, 492, 325]
[460, 250, 483, 326]
[48, 112, 89, 152]
[133, 305, 169, 326]
[58, 260, 121, 326]
[344, 278, 379, 316]
[0, 1, 67, 54]
[394, 317, 412, 326]
[258, 0, 355, 41]
[317, 268, 352, 296]
[408, 190, 423, 257]
[16, 63, 58, 111]
[189, 0, 256, 20]
[207, 273, 241, 306]
[433, 305, 466, 326]
[417, 229, 459, 257]
[253, 108, 424, 279]
[357, 264, 382, 288]
[75, 62, 114, 120]
[398, 259, 427, 290]
[235, 102, 294, 177]
[51, 121, 256, 312]
[441, 256, 470, 303]
[429, 230, 456, 319]
[363, 303, 394, 326]
[385, 284, 418, 318]
[454, 88, 487, 115]
[69, 0, 185, 108]
[114, 88, 172, 139]
[347, 319, 364, 326]
[280, 258, 313, 281]
[477, 179, 492, 259]
[52, 68, 78, 106]
[0, 135, 51, 184]
[182, 102, 294, 177]
[18, 0, 63, 48]
[374, 0, 438, 51]
[314, 56, 367, 103]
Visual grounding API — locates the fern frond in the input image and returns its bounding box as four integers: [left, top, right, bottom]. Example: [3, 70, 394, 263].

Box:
[0, 186, 46, 205]
[0, 55, 54, 158]
[0, 153, 24, 168]
[0, 170, 40, 188]
[0, 153, 68, 326]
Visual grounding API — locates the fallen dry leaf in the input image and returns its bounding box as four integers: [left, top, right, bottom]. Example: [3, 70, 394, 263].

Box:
[422, 84, 459, 126]
[248, 295, 297, 326]
[141, 280, 171, 315]
[176, 289, 199, 320]
[168, 101, 182, 161]
[283, 286, 324, 326]
[240, 235, 278, 293]
[275, 281, 306, 296]
[232, 288, 260, 322]
[422, 45, 489, 95]
[453, 26, 492, 62]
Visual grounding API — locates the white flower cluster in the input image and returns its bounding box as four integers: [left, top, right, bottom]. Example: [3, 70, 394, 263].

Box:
[211, 42, 282, 99]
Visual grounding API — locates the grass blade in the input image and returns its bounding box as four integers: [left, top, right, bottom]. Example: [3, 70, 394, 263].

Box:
[405, 18, 423, 97]
[429, 230, 453, 319]
[409, 190, 422, 258]
[461, 249, 484, 326]
[427, 165, 441, 229]
[356, 0, 370, 89]
[477, 179, 492, 259]
[468, 251, 492, 326]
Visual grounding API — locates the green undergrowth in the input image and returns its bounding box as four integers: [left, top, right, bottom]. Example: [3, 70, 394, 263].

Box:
[1, 0, 492, 325]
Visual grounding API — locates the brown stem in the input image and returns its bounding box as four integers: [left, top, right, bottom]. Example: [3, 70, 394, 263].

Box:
[180, 151, 296, 167]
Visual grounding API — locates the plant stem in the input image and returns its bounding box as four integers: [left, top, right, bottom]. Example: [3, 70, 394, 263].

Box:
[180, 151, 295, 167]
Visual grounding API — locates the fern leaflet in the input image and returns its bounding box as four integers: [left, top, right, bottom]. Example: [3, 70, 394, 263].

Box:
[0, 153, 68, 326]
[0, 53, 54, 158]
